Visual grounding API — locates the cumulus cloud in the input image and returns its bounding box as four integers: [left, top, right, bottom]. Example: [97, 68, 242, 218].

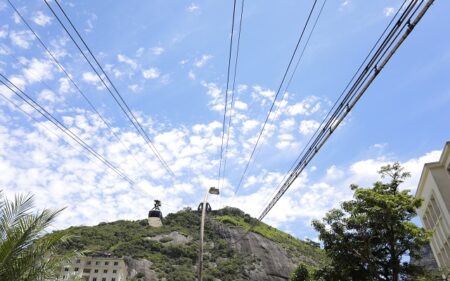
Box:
[22, 58, 54, 83]
[10, 30, 35, 49]
[194, 55, 212, 68]
[142, 68, 160, 79]
[117, 54, 138, 69]
[287, 96, 321, 116]
[299, 120, 320, 135]
[150, 47, 164, 56]
[383, 7, 395, 17]
[32, 11, 52, 26]
[82, 72, 104, 90]
[187, 3, 200, 13]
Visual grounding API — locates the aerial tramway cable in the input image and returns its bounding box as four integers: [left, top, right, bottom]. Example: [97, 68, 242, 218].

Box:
[43, 0, 176, 179]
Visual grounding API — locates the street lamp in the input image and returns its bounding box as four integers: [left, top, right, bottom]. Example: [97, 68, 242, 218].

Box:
[197, 187, 219, 281]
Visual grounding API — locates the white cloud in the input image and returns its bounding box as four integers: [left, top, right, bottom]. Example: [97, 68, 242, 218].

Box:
[150, 47, 164, 56]
[82, 72, 104, 90]
[202, 82, 223, 112]
[142, 68, 160, 79]
[242, 119, 259, 134]
[38, 89, 63, 104]
[276, 133, 297, 150]
[339, 0, 351, 11]
[193, 55, 212, 68]
[299, 120, 320, 135]
[117, 54, 138, 69]
[280, 118, 295, 132]
[187, 3, 200, 13]
[58, 77, 72, 94]
[288, 96, 321, 116]
[234, 100, 248, 111]
[23, 58, 54, 83]
[383, 7, 395, 17]
[188, 70, 196, 80]
[12, 12, 21, 24]
[10, 30, 35, 49]
[128, 84, 141, 93]
[136, 47, 145, 57]
[0, 26, 7, 39]
[32, 11, 52, 26]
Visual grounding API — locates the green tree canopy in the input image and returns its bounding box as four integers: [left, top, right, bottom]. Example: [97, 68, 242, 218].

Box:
[312, 163, 429, 281]
[290, 263, 310, 281]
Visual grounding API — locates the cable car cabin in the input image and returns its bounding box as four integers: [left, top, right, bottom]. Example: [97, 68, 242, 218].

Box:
[148, 200, 163, 227]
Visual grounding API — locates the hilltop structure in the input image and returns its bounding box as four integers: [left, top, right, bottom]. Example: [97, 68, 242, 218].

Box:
[416, 141, 450, 269]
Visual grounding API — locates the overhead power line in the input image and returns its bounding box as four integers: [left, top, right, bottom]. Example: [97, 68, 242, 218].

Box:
[0, 73, 135, 185]
[217, 0, 238, 189]
[257, 0, 435, 222]
[43, 0, 176, 179]
[233, 0, 320, 197]
[220, 0, 246, 191]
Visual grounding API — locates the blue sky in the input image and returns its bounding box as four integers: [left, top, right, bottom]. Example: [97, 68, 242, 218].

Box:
[0, 0, 449, 240]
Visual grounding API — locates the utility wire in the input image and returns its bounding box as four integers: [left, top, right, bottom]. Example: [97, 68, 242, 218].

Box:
[6, 0, 145, 177]
[217, 0, 238, 189]
[233, 0, 319, 197]
[257, 0, 434, 222]
[231, 0, 431, 244]
[220, 0, 246, 191]
[0, 73, 135, 185]
[225, 0, 328, 210]
[43, 0, 176, 179]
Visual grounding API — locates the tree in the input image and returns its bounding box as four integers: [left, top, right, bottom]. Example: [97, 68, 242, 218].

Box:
[0, 191, 68, 281]
[290, 263, 310, 281]
[312, 163, 429, 281]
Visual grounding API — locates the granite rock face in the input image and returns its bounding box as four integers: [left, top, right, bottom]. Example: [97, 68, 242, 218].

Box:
[215, 222, 296, 281]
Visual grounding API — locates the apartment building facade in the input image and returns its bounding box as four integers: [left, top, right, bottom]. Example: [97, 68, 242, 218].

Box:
[416, 141, 450, 269]
[59, 256, 127, 281]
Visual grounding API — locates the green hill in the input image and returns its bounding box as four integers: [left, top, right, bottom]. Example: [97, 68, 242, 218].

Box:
[50, 207, 326, 281]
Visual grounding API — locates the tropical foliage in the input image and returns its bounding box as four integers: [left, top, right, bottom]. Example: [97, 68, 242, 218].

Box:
[0, 191, 67, 281]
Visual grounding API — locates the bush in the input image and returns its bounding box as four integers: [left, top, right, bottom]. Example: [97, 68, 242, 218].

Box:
[290, 263, 309, 281]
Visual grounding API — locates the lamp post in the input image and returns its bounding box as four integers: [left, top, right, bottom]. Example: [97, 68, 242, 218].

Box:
[197, 187, 219, 281]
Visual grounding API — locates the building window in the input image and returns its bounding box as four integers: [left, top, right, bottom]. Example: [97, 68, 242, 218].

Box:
[94, 269, 98, 273]
[64, 267, 69, 272]
[112, 278, 116, 281]
[113, 261, 118, 266]
[104, 261, 109, 266]
[112, 269, 117, 274]
[92, 278, 97, 281]
[86, 261, 91, 265]
[83, 268, 91, 273]
[101, 278, 106, 281]
[95, 261, 100, 265]
[74, 267, 79, 272]
[103, 269, 108, 274]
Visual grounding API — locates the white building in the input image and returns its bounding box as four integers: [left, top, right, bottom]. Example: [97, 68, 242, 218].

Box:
[416, 141, 450, 269]
[59, 256, 127, 281]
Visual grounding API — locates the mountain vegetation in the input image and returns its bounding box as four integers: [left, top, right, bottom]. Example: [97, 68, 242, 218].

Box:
[49, 207, 326, 281]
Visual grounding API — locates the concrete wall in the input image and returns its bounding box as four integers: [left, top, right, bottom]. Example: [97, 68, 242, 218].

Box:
[416, 142, 450, 269]
[59, 256, 127, 281]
